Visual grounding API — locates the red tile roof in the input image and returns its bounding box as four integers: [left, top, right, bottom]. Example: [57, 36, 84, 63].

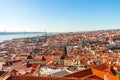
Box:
[5, 63, 120, 80]
[65, 68, 93, 78]
[6, 76, 80, 80]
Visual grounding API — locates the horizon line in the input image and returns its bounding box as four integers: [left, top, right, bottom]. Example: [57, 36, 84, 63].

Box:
[0, 28, 120, 33]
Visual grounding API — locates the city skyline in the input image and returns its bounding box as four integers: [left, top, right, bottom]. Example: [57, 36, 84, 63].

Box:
[0, 0, 120, 32]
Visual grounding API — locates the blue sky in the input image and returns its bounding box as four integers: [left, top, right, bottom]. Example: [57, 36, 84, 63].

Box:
[0, 0, 120, 32]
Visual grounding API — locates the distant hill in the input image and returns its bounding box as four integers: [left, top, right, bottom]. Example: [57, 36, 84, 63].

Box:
[0, 32, 45, 35]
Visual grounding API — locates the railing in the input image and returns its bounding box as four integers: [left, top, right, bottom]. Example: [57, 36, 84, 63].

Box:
[0, 71, 10, 80]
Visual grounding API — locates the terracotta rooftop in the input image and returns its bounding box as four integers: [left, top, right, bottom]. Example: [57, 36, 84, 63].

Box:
[4, 62, 28, 71]
[93, 63, 109, 71]
[64, 68, 93, 78]
[6, 76, 80, 80]
[34, 55, 43, 60]
[65, 63, 120, 80]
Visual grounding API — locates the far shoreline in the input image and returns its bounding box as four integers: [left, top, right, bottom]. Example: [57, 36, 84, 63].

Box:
[0, 32, 58, 43]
